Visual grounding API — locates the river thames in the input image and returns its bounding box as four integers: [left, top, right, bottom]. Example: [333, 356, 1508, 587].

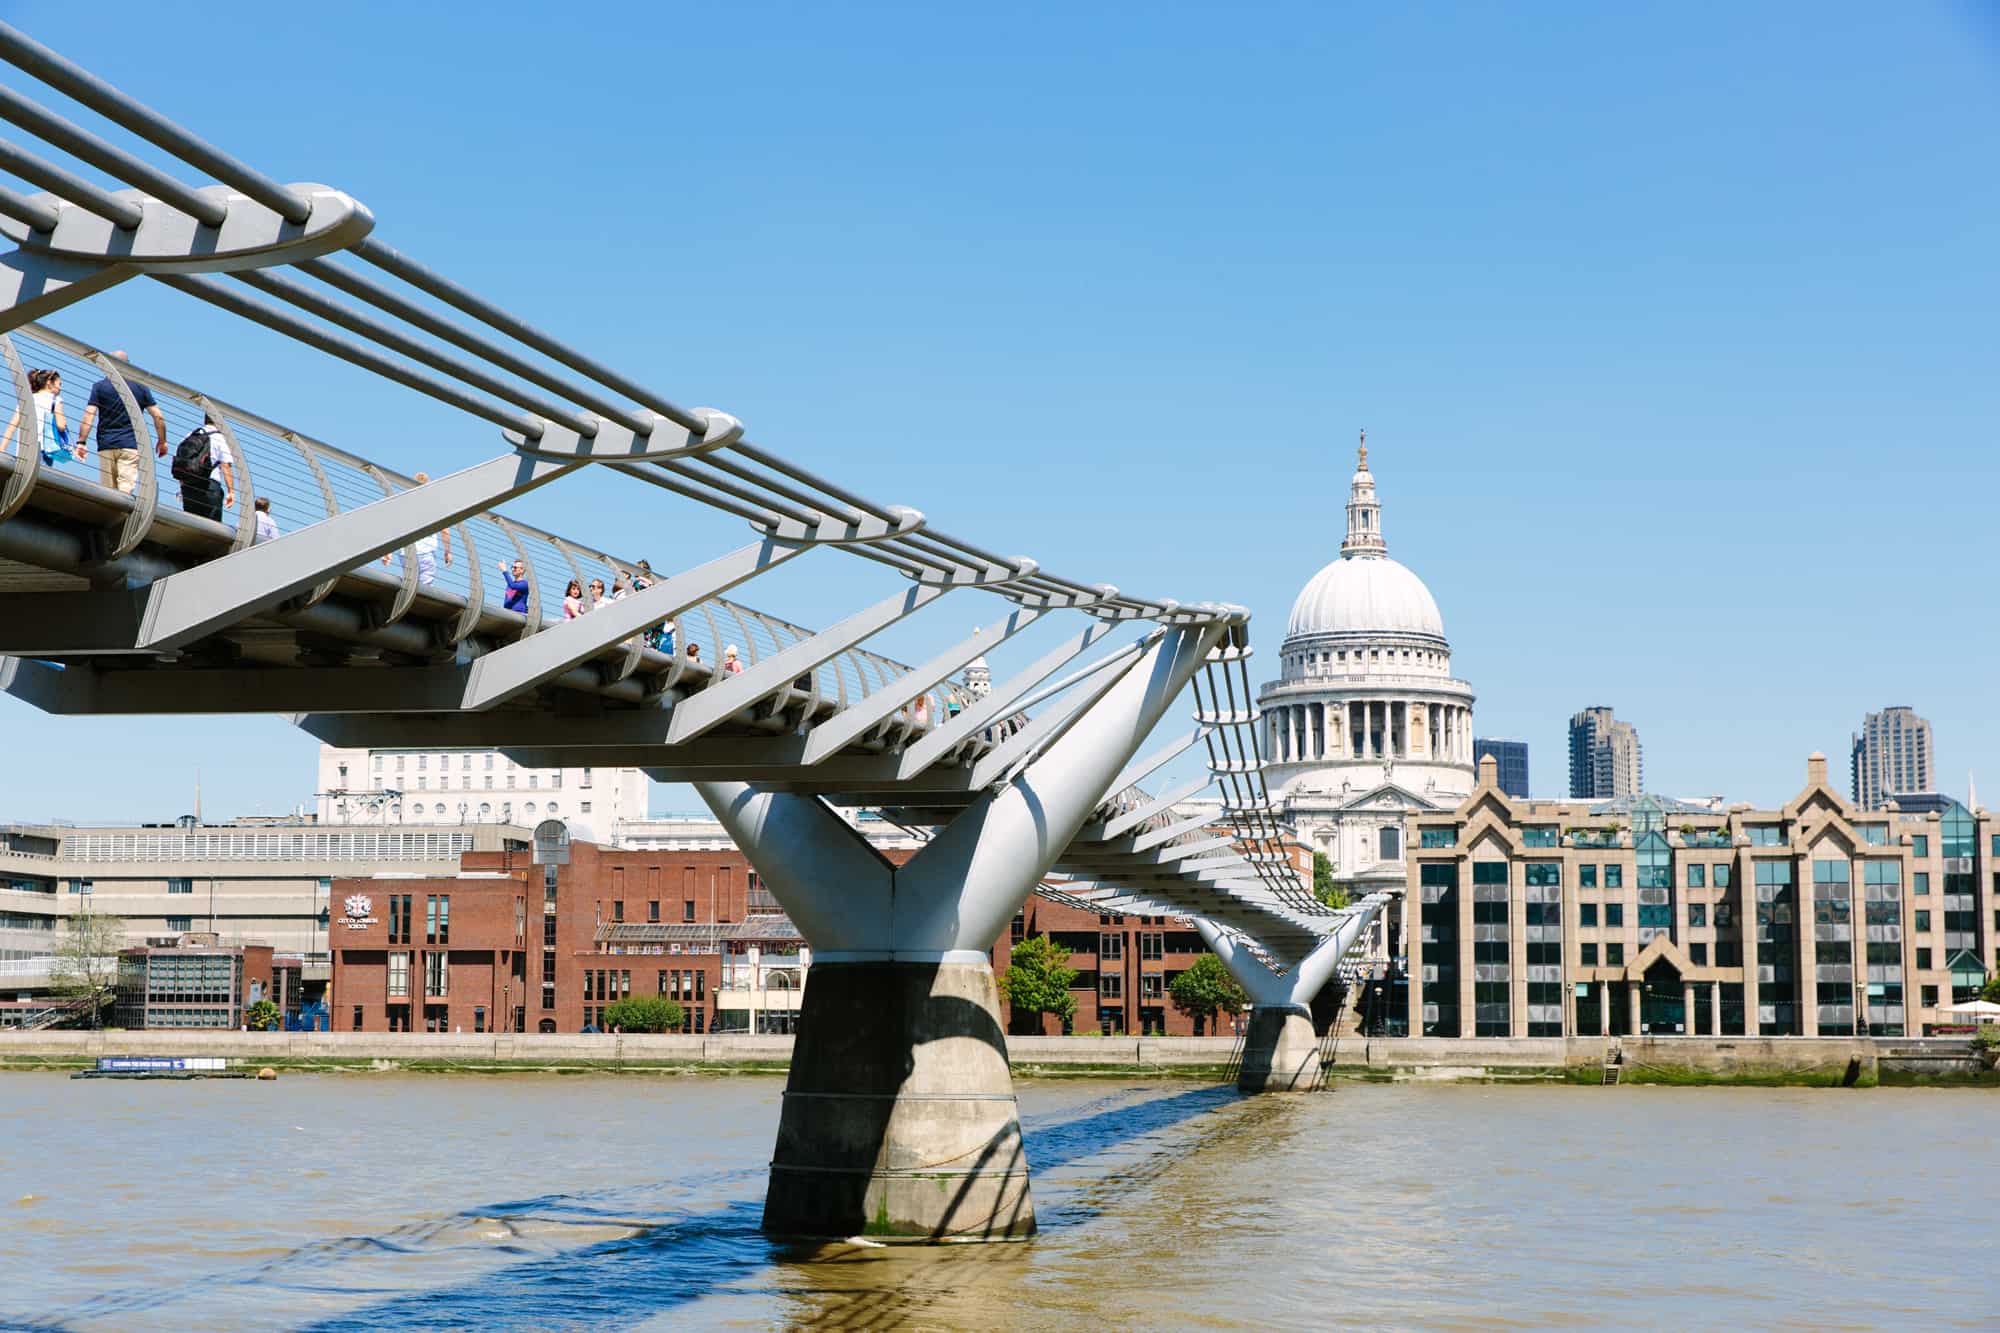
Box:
[1, 1074, 1993, 1330]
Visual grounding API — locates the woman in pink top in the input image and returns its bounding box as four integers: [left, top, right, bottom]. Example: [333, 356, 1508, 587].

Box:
[562, 579, 584, 619]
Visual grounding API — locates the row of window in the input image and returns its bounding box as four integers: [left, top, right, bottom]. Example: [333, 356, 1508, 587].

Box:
[376, 753, 594, 786]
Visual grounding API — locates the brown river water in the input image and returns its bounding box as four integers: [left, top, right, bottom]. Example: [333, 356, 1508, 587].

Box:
[0, 1073, 1994, 1330]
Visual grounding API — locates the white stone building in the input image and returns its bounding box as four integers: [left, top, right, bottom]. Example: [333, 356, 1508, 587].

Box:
[1257, 438, 1477, 940]
[314, 745, 649, 843]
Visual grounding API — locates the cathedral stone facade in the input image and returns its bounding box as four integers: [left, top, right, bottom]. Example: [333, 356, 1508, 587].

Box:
[1258, 438, 1476, 956]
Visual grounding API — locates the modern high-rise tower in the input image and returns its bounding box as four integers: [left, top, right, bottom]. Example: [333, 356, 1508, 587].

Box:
[1850, 706, 1933, 810]
[1568, 707, 1642, 800]
[1473, 738, 1530, 798]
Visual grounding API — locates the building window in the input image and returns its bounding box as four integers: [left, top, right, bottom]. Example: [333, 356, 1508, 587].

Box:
[1915, 911, 1931, 932]
[648, 900, 660, 923]
[1690, 942, 1708, 965]
[389, 894, 411, 944]
[1921, 984, 1939, 1008]
[1579, 903, 1597, 927]
[613, 901, 625, 923]
[1714, 864, 1732, 888]
[1140, 973, 1163, 1000]
[1100, 933, 1123, 960]
[1010, 911, 1025, 944]
[683, 900, 695, 922]
[1917, 947, 1932, 970]
[166, 915, 191, 932]
[1099, 973, 1122, 1000]
[352, 1005, 364, 1031]
[1378, 827, 1401, 862]
[1522, 826, 1557, 848]
[1604, 904, 1624, 927]
[1605, 943, 1624, 965]
[1524, 862, 1560, 888]
[1604, 865, 1623, 889]
[1580, 943, 1598, 966]
[1748, 825, 1785, 847]
[167, 877, 193, 895]
[1914, 872, 1929, 895]
[425, 895, 450, 944]
[388, 951, 409, 998]
[1420, 827, 1456, 848]
[424, 951, 448, 997]
[1911, 835, 1929, 858]
[1687, 864, 1706, 889]
[580, 802, 592, 814]
[1688, 903, 1707, 927]
[1140, 932, 1164, 961]
[1579, 865, 1597, 889]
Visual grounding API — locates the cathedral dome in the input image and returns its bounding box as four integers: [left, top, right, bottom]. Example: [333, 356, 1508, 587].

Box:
[1286, 554, 1445, 643]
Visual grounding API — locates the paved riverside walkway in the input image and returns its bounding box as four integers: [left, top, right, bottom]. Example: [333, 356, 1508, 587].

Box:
[2, 1030, 1982, 1083]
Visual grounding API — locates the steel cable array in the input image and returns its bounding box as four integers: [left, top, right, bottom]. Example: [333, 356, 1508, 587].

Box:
[0, 23, 1362, 958]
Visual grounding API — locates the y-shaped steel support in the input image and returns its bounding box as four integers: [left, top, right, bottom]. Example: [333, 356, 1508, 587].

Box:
[1195, 894, 1389, 1093]
[696, 619, 1226, 1242]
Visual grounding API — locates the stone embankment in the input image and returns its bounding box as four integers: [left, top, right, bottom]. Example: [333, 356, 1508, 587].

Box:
[2, 1030, 1990, 1084]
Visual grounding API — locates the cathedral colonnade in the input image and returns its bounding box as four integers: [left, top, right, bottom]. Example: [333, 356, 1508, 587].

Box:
[1263, 699, 1475, 765]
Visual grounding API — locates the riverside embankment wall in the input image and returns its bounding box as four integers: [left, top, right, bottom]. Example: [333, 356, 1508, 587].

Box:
[1, 1031, 1985, 1082]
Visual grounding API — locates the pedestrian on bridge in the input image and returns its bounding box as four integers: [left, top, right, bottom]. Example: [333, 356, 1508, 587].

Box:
[171, 414, 236, 522]
[723, 645, 744, 675]
[498, 558, 530, 613]
[74, 351, 166, 495]
[0, 367, 68, 466]
[253, 496, 278, 543]
[563, 579, 584, 619]
[588, 577, 609, 613]
[380, 473, 450, 583]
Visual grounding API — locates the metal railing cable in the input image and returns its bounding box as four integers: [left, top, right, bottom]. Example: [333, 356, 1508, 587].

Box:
[0, 23, 1190, 628]
[0, 322, 925, 725]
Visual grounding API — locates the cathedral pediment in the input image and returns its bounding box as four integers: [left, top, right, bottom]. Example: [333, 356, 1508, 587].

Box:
[1334, 781, 1442, 813]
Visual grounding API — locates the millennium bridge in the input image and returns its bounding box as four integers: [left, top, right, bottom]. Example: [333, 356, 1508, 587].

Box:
[0, 24, 1386, 1241]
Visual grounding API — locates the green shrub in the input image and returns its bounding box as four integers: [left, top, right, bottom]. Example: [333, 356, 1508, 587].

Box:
[601, 995, 685, 1033]
[244, 999, 282, 1032]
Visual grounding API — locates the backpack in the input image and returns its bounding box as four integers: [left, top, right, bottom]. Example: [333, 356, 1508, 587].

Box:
[171, 426, 216, 484]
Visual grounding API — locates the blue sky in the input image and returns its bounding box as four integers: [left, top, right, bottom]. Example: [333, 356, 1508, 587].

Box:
[3, 2, 1996, 819]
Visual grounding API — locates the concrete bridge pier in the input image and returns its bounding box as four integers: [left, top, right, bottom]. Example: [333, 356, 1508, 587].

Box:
[697, 621, 1226, 1242]
[1197, 897, 1386, 1093]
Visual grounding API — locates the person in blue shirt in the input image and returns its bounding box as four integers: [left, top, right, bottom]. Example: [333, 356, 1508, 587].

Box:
[73, 351, 166, 495]
[497, 557, 530, 613]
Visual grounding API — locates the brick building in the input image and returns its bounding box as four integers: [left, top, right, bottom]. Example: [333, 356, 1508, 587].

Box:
[332, 841, 797, 1035]
[328, 870, 528, 1033]
[991, 896, 1215, 1036]
[333, 837, 1243, 1038]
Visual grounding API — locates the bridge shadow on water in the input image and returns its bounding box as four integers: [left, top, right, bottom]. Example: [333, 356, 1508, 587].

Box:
[218, 1085, 1249, 1331]
[3, 1085, 1264, 1332]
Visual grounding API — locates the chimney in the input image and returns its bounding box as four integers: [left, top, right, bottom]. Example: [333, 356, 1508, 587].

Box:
[1807, 751, 1828, 787]
[1479, 753, 1499, 787]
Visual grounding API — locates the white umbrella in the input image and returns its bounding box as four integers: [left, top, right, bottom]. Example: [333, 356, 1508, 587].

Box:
[1941, 998, 2000, 1019]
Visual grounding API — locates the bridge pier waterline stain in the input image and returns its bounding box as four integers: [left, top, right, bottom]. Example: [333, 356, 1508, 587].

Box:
[765, 961, 1034, 1242]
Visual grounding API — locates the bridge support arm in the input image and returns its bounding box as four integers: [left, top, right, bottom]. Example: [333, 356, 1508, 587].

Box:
[1195, 895, 1388, 1093]
[692, 618, 1227, 1243]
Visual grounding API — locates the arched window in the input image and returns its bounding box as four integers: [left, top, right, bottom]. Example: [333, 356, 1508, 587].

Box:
[1379, 826, 1401, 862]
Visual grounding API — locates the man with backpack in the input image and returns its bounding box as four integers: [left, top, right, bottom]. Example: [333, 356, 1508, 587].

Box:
[171, 414, 236, 521]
